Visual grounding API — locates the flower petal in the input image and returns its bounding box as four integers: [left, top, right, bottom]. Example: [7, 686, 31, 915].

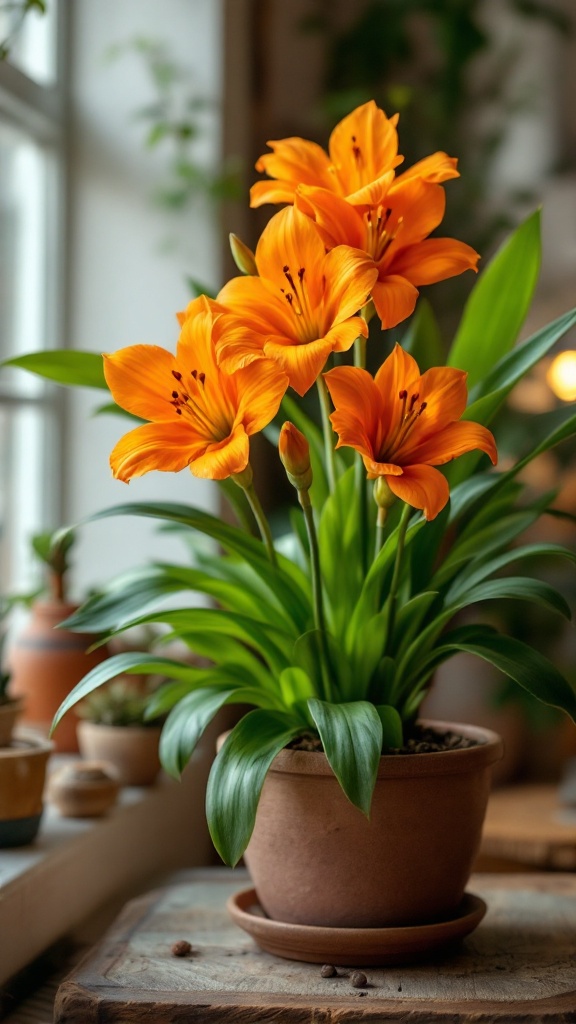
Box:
[255, 206, 326, 307]
[235, 358, 289, 435]
[252, 136, 334, 206]
[394, 151, 459, 187]
[322, 245, 378, 325]
[407, 420, 498, 467]
[104, 346, 180, 422]
[384, 179, 446, 251]
[325, 365, 382, 459]
[189, 423, 250, 480]
[295, 186, 366, 249]
[328, 101, 402, 198]
[387, 464, 450, 520]
[391, 238, 480, 286]
[109, 421, 203, 482]
[263, 335, 334, 396]
[372, 275, 419, 329]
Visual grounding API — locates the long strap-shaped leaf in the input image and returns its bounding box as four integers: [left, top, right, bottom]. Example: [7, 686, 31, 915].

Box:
[447, 211, 541, 387]
[206, 709, 302, 866]
[432, 633, 576, 722]
[159, 687, 240, 778]
[3, 350, 108, 388]
[89, 502, 310, 631]
[307, 698, 383, 816]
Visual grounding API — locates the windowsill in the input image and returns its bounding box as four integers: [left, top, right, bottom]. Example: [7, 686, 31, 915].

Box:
[0, 750, 215, 987]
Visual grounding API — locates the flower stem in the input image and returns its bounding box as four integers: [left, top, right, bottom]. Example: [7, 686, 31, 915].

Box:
[354, 335, 367, 369]
[243, 481, 278, 567]
[317, 376, 337, 493]
[374, 505, 388, 559]
[299, 490, 333, 702]
[384, 503, 412, 653]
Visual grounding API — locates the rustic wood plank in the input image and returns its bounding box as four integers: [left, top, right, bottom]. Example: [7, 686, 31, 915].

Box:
[54, 869, 576, 1024]
[479, 785, 576, 870]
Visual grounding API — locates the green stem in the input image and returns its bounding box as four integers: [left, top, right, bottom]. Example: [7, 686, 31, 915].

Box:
[384, 503, 412, 654]
[354, 334, 366, 369]
[374, 506, 388, 560]
[317, 376, 337, 493]
[300, 491, 333, 703]
[244, 483, 277, 567]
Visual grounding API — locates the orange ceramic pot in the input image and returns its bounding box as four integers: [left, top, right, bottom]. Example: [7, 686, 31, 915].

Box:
[243, 720, 503, 929]
[9, 600, 110, 753]
[0, 729, 53, 846]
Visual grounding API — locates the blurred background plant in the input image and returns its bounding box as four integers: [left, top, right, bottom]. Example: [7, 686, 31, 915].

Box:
[0, 0, 45, 59]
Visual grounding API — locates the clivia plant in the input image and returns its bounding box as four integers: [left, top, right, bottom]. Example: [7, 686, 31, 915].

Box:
[6, 101, 576, 868]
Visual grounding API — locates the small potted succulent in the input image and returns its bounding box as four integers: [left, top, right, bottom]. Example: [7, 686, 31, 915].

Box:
[9, 527, 110, 752]
[76, 678, 164, 786]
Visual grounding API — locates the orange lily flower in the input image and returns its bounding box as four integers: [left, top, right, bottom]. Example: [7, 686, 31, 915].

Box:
[216, 206, 378, 396]
[296, 176, 479, 329]
[249, 100, 477, 330]
[324, 344, 497, 521]
[103, 298, 288, 482]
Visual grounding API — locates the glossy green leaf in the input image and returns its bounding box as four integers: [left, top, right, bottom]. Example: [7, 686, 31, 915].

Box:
[159, 687, 238, 777]
[206, 709, 302, 865]
[375, 704, 404, 748]
[319, 466, 363, 634]
[3, 350, 108, 389]
[307, 698, 383, 816]
[447, 543, 576, 602]
[51, 652, 196, 733]
[450, 576, 572, 621]
[279, 667, 315, 709]
[436, 633, 576, 722]
[448, 210, 541, 386]
[401, 298, 444, 371]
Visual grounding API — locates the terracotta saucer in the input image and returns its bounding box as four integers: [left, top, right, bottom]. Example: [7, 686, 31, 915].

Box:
[227, 888, 486, 966]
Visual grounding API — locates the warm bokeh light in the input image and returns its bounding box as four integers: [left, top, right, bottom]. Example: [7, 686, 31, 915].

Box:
[547, 351, 576, 402]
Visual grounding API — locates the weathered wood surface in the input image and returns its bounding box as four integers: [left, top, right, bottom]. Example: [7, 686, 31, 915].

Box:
[55, 869, 576, 1024]
[479, 784, 576, 870]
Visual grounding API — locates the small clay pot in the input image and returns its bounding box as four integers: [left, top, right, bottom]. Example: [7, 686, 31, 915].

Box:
[77, 721, 162, 786]
[9, 600, 111, 753]
[241, 719, 503, 929]
[48, 760, 120, 817]
[0, 729, 53, 847]
[0, 697, 25, 747]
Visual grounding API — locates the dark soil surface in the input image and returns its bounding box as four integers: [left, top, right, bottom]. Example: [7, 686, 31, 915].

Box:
[288, 724, 479, 755]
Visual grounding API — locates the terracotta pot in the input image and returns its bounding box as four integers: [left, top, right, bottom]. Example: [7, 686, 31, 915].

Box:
[0, 697, 25, 747]
[0, 729, 53, 847]
[77, 721, 162, 786]
[8, 600, 110, 753]
[243, 720, 503, 928]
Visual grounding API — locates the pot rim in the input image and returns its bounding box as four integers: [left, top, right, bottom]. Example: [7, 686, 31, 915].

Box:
[0, 727, 54, 758]
[77, 721, 163, 736]
[221, 719, 503, 779]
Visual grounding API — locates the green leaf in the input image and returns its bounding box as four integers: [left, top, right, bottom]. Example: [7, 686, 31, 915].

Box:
[437, 633, 576, 722]
[401, 298, 444, 371]
[206, 709, 302, 865]
[447, 210, 541, 386]
[159, 687, 238, 777]
[450, 576, 572, 621]
[51, 652, 195, 733]
[447, 543, 576, 601]
[279, 667, 315, 709]
[319, 466, 363, 633]
[375, 704, 404, 748]
[3, 351, 108, 389]
[465, 308, 576, 427]
[307, 698, 383, 816]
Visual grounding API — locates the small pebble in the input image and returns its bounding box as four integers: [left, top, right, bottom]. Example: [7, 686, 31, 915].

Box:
[398, 983, 402, 992]
[351, 970, 368, 988]
[171, 940, 192, 957]
[320, 964, 337, 978]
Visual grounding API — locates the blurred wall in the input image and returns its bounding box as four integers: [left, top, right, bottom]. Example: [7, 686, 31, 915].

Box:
[64, 0, 223, 595]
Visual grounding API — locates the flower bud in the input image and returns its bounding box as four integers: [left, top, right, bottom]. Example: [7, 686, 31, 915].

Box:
[373, 476, 396, 511]
[229, 233, 257, 276]
[279, 422, 313, 492]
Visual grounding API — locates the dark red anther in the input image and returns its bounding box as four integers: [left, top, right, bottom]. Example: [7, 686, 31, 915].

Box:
[171, 390, 179, 399]
[399, 389, 408, 400]
[172, 370, 182, 381]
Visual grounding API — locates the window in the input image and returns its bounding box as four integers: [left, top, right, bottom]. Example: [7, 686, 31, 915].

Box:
[0, 0, 65, 595]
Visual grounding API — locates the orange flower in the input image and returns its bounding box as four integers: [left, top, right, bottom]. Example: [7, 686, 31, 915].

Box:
[249, 100, 477, 330]
[324, 345, 497, 521]
[104, 298, 288, 482]
[216, 206, 377, 396]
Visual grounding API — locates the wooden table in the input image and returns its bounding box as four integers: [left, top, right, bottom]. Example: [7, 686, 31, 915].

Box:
[478, 784, 576, 870]
[55, 868, 576, 1023]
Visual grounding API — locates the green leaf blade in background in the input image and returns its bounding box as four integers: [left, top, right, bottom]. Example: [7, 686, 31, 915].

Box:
[307, 698, 383, 816]
[159, 687, 238, 777]
[447, 209, 541, 386]
[3, 350, 108, 389]
[206, 709, 302, 866]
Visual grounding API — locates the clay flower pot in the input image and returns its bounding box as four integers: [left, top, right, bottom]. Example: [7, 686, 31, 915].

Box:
[0, 729, 53, 847]
[48, 760, 120, 817]
[0, 696, 25, 747]
[9, 600, 110, 753]
[77, 721, 162, 786]
[243, 720, 503, 929]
